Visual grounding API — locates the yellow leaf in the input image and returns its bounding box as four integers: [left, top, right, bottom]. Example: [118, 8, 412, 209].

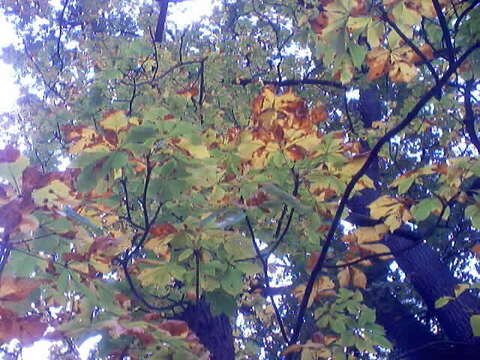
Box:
[355, 224, 389, 243]
[366, 48, 390, 81]
[346, 16, 371, 33]
[32, 180, 79, 209]
[69, 262, 90, 274]
[175, 138, 210, 159]
[359, 242, 392, 258]
[368, 195, 413, 231]
[100, 110, 129, 132]
[351, 267, 367, 288]
[301, 341, 331, 360]
[338, 267, 351, 287]
[64, 126, 114, 154]
[388, 61, 418, 83]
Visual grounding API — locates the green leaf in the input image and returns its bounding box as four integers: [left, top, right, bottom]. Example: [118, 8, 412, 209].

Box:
[435, 296, 454, 309]
[349, 43, 367, 69]
[0, 155, 29, 189]
[178, 248, 194, 262]
[125, 125, 158, 144]
[397, 176, 415, 194]
[103, 151, 129, 170]
[330, 317, 347, 334]
[466, 203, 480, 229]
[470, 314, 480, 336]
[205, 290, 236, 317]
[412, 198, 442, 221]
[235, 262, 262, 276]
[358, 308, 376, 326]
[221, 267, 243, 296]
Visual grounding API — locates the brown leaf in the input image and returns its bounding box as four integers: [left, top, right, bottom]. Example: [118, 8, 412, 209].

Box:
[0, 308, 47, 346]
[366, 48, 390, 81]
[0, 201, 23, 233]
[157, 320, 189, 337]
[0, 277, 49, 302]
[351, 0, 368, 16]
[0, 145, 20, 163]
[177, 84, 199, 97]
[310, 105, 328, 124]
[309, 14, 329, 35]
[338, 267, 351, 287]
[149, 224, 177, 238]
[351, 267, 367, 288]
[286, 144, 307, 161]
[245, 191, 269, 207]
[306, 251, 320, 273]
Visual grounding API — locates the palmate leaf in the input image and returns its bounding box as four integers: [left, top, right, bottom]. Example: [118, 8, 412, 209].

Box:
[3, 0, 480, 358]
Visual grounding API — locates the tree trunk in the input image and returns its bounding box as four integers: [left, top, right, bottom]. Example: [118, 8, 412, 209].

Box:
[178, 300, 235, 360]
[386, 234, 480, 344]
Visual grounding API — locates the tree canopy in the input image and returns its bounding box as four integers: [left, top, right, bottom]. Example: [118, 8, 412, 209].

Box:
[0, 0, 480, 359]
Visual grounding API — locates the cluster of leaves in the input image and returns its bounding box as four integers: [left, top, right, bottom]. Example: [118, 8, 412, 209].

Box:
[0, 0, 480, 359]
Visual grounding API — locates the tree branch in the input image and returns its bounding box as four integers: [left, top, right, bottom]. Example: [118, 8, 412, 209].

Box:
[432, 0, 455, 62]
[235, 77, 346, 89]
[154, 0, 169, 43]
[244, 212, 290, 343]
[286, 41, 480, 351]
[464, 79, 480, 153]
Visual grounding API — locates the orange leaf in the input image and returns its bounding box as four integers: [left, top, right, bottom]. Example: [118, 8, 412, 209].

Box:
[471, 244, 480, 258]
[366, 48, 390, 81]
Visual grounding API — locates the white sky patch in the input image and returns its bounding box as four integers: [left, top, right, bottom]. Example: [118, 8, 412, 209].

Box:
[169, 0, 219, 29]
[0, 16, 19, 112]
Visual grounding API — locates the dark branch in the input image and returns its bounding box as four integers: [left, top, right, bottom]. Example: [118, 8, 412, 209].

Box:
[235, 78, 346, 89]
[244, 212, 290, 343]
[432, 0, 455, 62]
[154, 0, 169, 43]
[286, 41, 480, 351]
[464, 79, 480, 153]
[122, 261, 181, 312]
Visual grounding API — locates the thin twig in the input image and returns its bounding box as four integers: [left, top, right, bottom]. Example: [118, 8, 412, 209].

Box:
[235, 77, 345, 89]
[244, 214, 290, 343]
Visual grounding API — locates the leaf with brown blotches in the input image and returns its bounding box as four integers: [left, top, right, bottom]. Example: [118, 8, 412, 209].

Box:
[0, 277, 50, 302]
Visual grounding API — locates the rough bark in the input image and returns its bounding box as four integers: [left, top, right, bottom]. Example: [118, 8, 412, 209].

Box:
[178, 300, 235, 360]
[386, 235, 480, 344]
